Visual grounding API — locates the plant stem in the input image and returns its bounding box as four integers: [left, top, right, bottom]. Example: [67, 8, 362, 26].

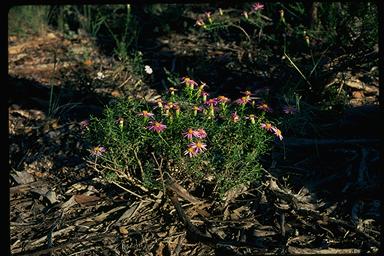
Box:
[229, 24, 251, 42]
[158, 133, 170, 147]
[283, 52, 312, 89]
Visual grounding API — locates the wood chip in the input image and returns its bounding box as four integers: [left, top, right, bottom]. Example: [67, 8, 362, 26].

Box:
[116, 202, 141, 223]
[155, 242, 166, 256]
[74, 194, 101, 206]
[61, 195, 77, 210]
[119, 226, 129, 235]
[223, 183, 249, 208]
[11, 171, 35, 185]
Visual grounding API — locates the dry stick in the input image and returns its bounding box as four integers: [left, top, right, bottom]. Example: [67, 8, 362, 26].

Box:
[87, 159, 148, 192]
[31, 226, 76, 247]
[14, 241, 72, 256]
[10, 180, 46, 195]
[151, 152, 165, 196]
[110, 180, 143, 199]
[288, 247, 361, 255]
[283, 52, 312, 88]
[163, 173, 202, 204]
[229, 24, 251, 42]
[309, 46, 330, 78]
[68, 246, 104, 256]
[133, 149, 145, 180]
[14, 233, 115, 256]
[118, 75, 132, 88]
[46, 212, 64, 248]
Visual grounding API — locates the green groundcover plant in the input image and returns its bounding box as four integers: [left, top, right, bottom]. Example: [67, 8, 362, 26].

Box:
[83, 74, 284, 198]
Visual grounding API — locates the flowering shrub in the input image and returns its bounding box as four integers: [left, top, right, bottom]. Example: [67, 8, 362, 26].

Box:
[84, 75, 283, 197]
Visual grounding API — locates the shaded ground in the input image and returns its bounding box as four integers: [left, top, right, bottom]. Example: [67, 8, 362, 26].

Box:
[9, 26, 381, 256]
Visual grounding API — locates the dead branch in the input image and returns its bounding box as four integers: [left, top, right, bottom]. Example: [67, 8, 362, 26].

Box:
[163, 172, 203, 205]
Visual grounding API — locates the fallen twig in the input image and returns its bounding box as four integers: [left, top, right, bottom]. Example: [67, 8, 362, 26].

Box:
[110, 180, 143, 199]
[163, 172, 203, 205]
[287, 246, 361, 254]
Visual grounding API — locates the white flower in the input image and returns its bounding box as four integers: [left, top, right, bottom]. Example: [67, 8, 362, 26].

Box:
[96, 71, 105, 79]
[144, 65, 153, 75]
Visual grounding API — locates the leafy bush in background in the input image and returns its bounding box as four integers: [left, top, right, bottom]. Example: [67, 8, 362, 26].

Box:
[8, 6, 51, 36]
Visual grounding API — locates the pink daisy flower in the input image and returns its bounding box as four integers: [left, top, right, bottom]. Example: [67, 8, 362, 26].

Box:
[181, 76, 198, 88]
[204, 98, 219, 106]
[156, 99, 164, 109]
[138, 110, 155, 118]
[272, 127, 283, 140]
[196, 128, 207, 139]
[235, 96, 251, 105]
[201, 91, 209, 102]
[282, 105, 297, 115]
[205, 12, 212, 23]
[91, 146, 106, 157]
[231, 112, 240, 122]
[165, 101, 175, 109]
[240, 90, 254, 96]
[189, 141, 207, 154]
[172, 103, 180, 110]
[174, 104, 181, 116]
[243, 11, 249, 19]
[257, 103, 272, 112]
[183, 128, 199, 140]
[261, 122, 274, 132]
[196, 19, 205, 27]
[198, 82, 208, 91]
[251, 2, 264, 12]
[80, 119, 90, 129]
[217, 95, 230, 104]
[184, 146, 198, 157]
[147, 121, 167, 133]
[192, 106, 203, 116]
[169, 87, 178, 95]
